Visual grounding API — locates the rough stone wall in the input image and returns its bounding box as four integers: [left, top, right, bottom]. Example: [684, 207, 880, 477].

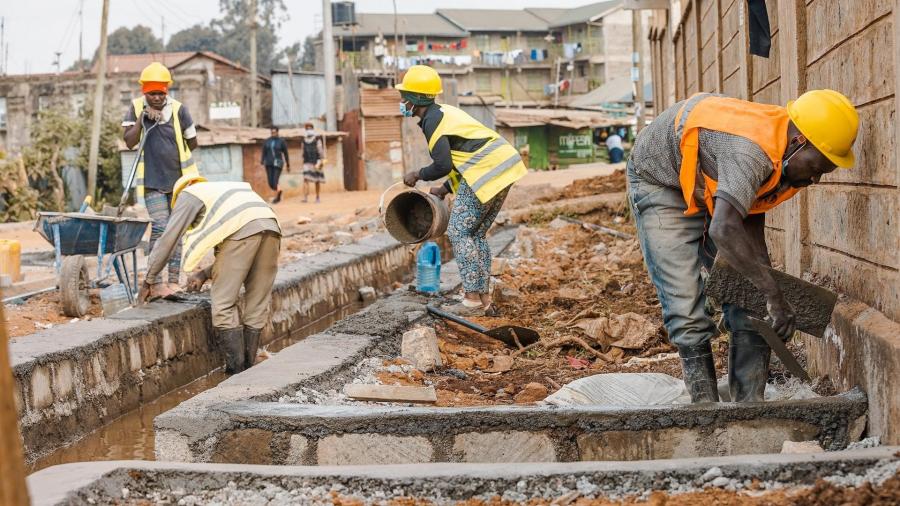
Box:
[661, 0, 899, 444]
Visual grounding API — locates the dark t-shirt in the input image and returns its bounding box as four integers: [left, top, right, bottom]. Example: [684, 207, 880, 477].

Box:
[123, 101, 194, 193]
[262, 137, 289, 168]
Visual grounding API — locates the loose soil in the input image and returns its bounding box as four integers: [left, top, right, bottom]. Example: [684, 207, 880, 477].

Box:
[5, 291, 101, 340]
[378, 171, 819, 406]
[536, 169, 627, 202]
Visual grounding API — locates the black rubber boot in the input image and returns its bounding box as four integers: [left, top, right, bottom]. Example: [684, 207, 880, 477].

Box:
[271, 190, 282, 204]
[244, 326, 262, 370]
[728, 330, 771, 402]
[678, 342, 720, 403]
[218, 327, 245, 374]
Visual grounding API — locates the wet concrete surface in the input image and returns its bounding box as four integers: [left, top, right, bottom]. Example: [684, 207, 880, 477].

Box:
[28, 303, 364, 473]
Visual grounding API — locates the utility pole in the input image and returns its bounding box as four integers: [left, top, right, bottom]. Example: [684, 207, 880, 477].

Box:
[631, 9, 646, 132]
[78, 0, 84, 70]
[87, 0, 110, 199]
[249, 0, 258, 127]
[0, 17, 5, 75]
[322, 0, 336, 131]
[392, 0, 399, 81]
[161, 16, 166, 48]
[54, 51, 62, 74]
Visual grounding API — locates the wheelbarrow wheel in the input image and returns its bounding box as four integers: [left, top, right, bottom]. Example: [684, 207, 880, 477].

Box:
[59, 255, 91, 317]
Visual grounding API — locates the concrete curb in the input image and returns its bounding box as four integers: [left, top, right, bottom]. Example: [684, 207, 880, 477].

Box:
[27, 447, 900, 505]
[11, 232, 443, 464]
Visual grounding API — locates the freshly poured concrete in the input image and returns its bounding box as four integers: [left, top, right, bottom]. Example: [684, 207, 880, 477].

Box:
[28, 447, 900, 505]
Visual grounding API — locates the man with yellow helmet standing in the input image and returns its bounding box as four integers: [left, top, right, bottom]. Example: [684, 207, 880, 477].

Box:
[123, 62, 200, 292]
[138, 174, 281, 374]
[399, 65, 527, 316]
[628, 89, 859, 403]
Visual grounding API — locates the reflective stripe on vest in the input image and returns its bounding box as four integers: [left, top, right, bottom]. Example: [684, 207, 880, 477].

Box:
[131, 97, 200, 199]
[427, 104, 526, 203]
[179, 182, 279, 271]
[675, 94, 800, 216]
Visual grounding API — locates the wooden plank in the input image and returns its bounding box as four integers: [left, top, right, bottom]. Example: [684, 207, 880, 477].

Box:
[736, 0, 752, 100]
[806, 0, 893, 64]
[694, 0, 704, 94]
[894, 0, 900, 197]
[714, 0, 724, 92]
[0, 303, 30, 506]
[344, 384, 438, 404]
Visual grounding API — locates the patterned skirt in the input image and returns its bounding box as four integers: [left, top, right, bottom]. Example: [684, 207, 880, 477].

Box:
[302, 162, 325, 183]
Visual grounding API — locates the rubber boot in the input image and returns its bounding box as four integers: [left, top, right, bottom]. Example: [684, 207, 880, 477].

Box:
[218, 327, 245, 374]
[244, 326, 262, 370]
[728, 331, 771, 402]
[271, 190, 282, 204]
[678, 342, 720, 403]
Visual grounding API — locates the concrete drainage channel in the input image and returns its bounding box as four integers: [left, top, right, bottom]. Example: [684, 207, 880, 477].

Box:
[12, 232, 446, 467]
[150, 226, 870, 469]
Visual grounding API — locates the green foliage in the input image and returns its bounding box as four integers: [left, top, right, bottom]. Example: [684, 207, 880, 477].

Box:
[65, 58, 92, 72]
[103, 25, 164, 57]
[300, 35, 317, 71]
[166, 24, 222, 53]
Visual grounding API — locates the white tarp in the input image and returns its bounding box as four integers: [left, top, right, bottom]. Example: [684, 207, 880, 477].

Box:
[543, 373, 690, 407]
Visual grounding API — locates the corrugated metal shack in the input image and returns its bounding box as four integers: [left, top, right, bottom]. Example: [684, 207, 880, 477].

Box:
[271, 71, 327, 128]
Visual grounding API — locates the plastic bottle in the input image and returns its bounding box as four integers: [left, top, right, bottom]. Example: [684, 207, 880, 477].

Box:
[100, 283, 131, 316]
[416, 241, 441, 293]
[0, 239, 21, 283]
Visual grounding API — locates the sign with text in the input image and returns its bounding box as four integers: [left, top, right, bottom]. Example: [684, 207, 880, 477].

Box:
[209, 101, 241, 120]
[558, 130, 594, 159]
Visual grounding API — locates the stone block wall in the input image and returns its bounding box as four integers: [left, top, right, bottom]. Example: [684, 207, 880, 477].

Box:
[655, 0, 900, 445]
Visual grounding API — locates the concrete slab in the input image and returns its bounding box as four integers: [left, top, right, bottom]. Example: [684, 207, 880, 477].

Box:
[27, 447, 900, 506]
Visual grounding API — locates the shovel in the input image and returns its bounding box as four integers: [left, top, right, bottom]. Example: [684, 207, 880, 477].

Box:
[747, 317, 811, 382]
[426, 305, 540, 348]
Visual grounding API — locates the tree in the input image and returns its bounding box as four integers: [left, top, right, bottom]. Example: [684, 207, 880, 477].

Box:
[166, 24, 222, 53]
[275, 42, 301, 71]
[212, 0, 286, 74]
[65, 59, 92, 72]
[300, 35, 317, 71]
[103, 25, 163, 57]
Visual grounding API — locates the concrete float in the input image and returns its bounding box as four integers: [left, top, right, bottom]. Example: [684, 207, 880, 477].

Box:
[154, 230, 868, 466]
[27, 447, 900, 505]
[12, 232, 447, 465]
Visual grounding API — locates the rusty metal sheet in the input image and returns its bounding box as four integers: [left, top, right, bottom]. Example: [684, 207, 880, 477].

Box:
[361, 88, 402, 117]
[364, 116, 402, 142]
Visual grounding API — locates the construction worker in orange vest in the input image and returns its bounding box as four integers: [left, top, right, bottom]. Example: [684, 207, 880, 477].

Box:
[628, 90, 859, 403]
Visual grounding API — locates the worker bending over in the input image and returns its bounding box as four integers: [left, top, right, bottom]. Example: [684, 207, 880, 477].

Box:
[400, 65, 526, 316]
[628, 90, 858, 403]
[123, 62, 199, 290]
[138, 175, 282, 374]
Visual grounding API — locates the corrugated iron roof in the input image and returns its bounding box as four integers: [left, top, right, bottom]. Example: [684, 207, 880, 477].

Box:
[494, 107, 631, 129]
[436, 9, 551, 32]
[97, 50, 258, 77]
[548, 1, 622, 28]
[334, 13, 468, 38]
[360, 88, 402, 117]
[525, 8, 569, 24]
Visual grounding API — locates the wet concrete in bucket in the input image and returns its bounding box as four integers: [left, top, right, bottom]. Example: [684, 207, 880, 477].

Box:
[28, 303, 365, 473]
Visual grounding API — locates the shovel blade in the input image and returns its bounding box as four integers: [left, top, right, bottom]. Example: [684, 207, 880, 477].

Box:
[486, 326, 540, 348]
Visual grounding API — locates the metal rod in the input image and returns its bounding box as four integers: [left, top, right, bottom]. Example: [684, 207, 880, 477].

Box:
[118, 120, 159, 216]
[52, 223, 62, 274]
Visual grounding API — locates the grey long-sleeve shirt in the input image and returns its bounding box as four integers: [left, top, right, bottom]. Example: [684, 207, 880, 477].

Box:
[145, 193, 280, 284]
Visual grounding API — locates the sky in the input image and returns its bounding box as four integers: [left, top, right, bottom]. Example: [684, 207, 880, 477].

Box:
[1, 0, 600, 75]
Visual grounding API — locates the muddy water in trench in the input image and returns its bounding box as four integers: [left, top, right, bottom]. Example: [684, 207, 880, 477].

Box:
[29, 302, 364, 473]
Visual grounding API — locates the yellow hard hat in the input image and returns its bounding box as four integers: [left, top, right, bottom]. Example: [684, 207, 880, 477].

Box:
[786, 89, 858, 168]
[139, 62, 173, 85]
[395, 65, 442, 96]
[170, 173, 207, 208]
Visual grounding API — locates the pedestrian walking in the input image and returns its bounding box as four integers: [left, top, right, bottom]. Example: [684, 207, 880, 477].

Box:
[261, 126, 290, 204]
[399, 65, 526, 316]
[122, 62, 199, 290]
[301, 122, 325, 203]
[138, 174, 282, 374]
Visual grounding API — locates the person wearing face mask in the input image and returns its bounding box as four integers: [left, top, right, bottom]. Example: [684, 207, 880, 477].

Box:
[301, 122, 325, 203]
[123, 62, 199, 292]
[398, 65, 527, 316]
[627, 90, 859, 404]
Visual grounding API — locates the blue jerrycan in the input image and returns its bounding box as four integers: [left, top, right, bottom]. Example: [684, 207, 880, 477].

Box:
[416, 241, 441, 293]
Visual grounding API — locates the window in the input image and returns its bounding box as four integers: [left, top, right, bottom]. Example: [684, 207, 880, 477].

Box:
[38, 95, 51, 111]
[475, 34, 491, 51]
[70, 93, 86, 114]
[476, 72, 493, 93]
[0, 97, 6, 129]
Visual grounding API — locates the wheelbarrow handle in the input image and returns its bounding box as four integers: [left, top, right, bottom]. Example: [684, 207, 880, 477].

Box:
[117, 118, 160, 216]
[426, 305, 488, 333]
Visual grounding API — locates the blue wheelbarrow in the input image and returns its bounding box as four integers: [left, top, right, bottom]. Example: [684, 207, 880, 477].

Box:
[35, 212, 149, 317]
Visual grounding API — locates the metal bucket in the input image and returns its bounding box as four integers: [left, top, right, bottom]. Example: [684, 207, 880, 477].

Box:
[381, 186, 450, 244]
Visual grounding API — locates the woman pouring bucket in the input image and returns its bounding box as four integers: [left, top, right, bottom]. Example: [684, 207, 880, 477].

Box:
[399, 65, 527, 316]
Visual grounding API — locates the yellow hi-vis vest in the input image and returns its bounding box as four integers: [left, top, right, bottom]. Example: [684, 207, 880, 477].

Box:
[427, 104, 526, 203]
[179, 181, 280, 271]
[131, 97, 200, 198]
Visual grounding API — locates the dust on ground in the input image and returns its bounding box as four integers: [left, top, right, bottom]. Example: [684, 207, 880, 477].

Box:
[536, 169, 627, 202]
[5, 291, 101, 339]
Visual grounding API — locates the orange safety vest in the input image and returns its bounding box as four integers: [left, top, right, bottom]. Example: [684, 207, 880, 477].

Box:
[675, 94, 801, 216]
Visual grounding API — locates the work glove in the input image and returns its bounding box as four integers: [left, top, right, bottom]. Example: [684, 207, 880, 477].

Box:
[765, 291, 796, 340]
